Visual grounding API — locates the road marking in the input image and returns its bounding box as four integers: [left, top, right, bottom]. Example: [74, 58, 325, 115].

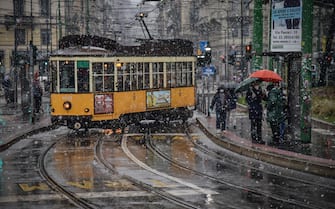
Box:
[104, 180, 135, 189]
[19, 183, 49, 192]
[67, 180, 93, 189]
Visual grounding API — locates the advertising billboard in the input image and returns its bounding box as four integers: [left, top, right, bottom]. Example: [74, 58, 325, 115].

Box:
[271, 0, 302, 52]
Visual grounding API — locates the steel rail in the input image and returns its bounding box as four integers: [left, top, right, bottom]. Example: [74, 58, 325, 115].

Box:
[38, 136, 98, 209]
[146, 128, 324, 209]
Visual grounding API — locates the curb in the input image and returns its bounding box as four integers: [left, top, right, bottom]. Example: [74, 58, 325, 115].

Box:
[196, 117, 335, 179]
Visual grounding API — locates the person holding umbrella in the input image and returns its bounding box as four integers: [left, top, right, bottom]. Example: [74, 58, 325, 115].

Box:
[246, 80, 266, 144]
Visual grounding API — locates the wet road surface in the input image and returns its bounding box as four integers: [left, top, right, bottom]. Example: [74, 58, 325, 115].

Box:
[0, 123, 335, 208]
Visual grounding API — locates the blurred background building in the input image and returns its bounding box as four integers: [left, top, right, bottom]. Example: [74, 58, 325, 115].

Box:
[0, 0, 334, 87]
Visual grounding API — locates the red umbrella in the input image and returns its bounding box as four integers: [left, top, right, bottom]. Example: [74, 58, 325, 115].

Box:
[249, 69, 282, 82]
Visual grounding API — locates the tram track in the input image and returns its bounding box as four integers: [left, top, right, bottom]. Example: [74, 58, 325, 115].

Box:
[95, 131, 204, 209]
[38, 132, 99, 209]
[145, 123, 332, 209]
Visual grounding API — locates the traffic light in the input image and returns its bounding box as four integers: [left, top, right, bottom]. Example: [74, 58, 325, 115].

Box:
[246, 44, 252, 53]
[245, 44, 252, 60]
[325, 54, 332, 66]
[204, 50, 211, 65]
[197, 55, 205, 67]
[221, 55, 226, 63]
[32, 45, 38, 65]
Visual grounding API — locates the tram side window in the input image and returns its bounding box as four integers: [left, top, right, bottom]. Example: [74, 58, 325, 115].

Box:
[124, 63, 131, 91]
[104, 62, 114, 92]
[59, 61, 75, 92]
[167, 62, 176, 87]
[143, 63, 150, 89]
[117, 64, 124, 91]
[166, 62, 171, 87]
[137, 63, 144, 89]
[129, 63, 137, 90]
[93, 63, 103, 92]
[152, 62, 163, 89]
[181, 62, 188, 86]
[176, 62, 183, 87]
[77, 67, 89, 92]
[186, 62, 193, 86]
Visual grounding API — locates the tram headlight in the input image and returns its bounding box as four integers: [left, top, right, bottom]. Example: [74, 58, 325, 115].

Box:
[63, 101, 72, 110]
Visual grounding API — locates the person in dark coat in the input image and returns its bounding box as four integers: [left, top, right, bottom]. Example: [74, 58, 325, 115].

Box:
[266, 83, 285, 145]
[2, 75, 13, 104]
[226, 89, 237, 129]
[246, 81, 265, 144]
[210, 86, 228, 134]
[33, 79, 43, 113]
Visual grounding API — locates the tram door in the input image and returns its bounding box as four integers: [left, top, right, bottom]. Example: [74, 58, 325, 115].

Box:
[77, 60, 89, 92]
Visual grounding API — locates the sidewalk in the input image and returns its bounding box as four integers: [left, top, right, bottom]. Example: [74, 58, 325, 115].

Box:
[195, 107, 335, 178]
[0, 92, 52, 151]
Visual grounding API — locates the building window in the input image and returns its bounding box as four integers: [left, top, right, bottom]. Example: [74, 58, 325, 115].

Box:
[243, 24, 249, 37]
[14, 0, 24, 17]
[41, 29, 51, 45]
[40, 0, 50, 17]
[15, 29, 26, 45]
[231, 28, 238, 38]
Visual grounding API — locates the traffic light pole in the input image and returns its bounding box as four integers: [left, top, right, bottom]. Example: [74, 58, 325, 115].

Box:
[29, 42, 35, 124]
[300, 0, 313, 143]
[251, 0, 263, 72]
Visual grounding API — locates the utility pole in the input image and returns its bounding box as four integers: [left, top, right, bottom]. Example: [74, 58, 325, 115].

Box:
[58, 0, 62, 39]
[252, 0, 263, 71]
[240, 0, 245, 79]
[300, 0, 313, 143]
[86, 0, 90, 34]
[30, 0, 35, 124]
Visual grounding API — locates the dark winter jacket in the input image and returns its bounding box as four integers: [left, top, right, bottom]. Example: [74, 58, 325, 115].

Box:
[2, 76, 11, 90]
[246, 86, 264, 120]
[33, 81, 43, 98]
[210, 89, 227, 113]
[227, 89, 237, 110]
[266, 87, 284, 125]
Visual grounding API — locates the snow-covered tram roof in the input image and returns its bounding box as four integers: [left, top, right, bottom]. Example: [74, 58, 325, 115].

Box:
[51, 46, 113, 56]
[53, 35, 195, 57]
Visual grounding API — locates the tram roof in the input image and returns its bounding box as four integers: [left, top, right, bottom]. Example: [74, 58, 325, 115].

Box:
[52, 35, 195, 57]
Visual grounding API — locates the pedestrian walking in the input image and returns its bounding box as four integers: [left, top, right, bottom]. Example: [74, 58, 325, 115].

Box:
[33, 78, 43, 113]
[2, 75, 13, 104]
[246, 81, 265, 144]
[210, 85, 228, 134]
[226, 88, 237, 129]
[266, 83, 285, 145]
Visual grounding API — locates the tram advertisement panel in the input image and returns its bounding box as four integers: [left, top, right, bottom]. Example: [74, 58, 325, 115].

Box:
[146, 90, 171, 109]
[94, 94, 114, 114]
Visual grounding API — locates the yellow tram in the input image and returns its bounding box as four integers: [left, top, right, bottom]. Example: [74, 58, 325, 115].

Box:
[49, 35, 196, 131]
